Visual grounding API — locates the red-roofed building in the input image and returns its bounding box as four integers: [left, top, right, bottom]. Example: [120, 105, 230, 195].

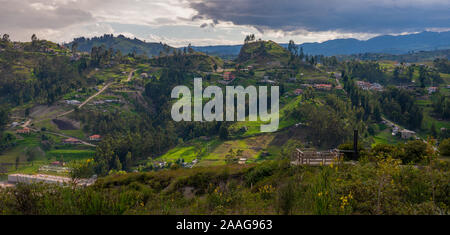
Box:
[294, 89, 303, 95]
[223, 72, 235, 81]
[314, 84, 332, 90]
[16, 127, 31, 134]
[89, 135, 102, 141]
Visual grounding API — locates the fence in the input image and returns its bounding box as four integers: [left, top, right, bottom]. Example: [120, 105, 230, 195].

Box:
[291, 149, 343, 166]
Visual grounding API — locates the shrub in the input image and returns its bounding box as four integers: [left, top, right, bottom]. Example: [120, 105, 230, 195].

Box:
[439, 138, 450, 157]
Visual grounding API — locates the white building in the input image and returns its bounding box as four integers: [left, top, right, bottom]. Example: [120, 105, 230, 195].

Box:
[401, 129, 416, 139]
[65, 100, 81, 105]
[8, 174, 95, 186]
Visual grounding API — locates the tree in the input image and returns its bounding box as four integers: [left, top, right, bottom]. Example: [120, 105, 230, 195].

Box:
[15, 156, 20, 170]
[219, 124, 229, 140]
[2, 34, 10, 42]
[69, 159, 95, 181]
[287, 40, 298, 57]
[439, 138, 450, 157]
[187, 43, 194, 54]
[419, 66, 427, 88]
[299, 47, 304, 60]
[25, 147, 42, 164]
[431, 122, 438, 138]
[403, 140, 427, 163]
[72, 41, 79, 54]
[393, 67, 400, 80]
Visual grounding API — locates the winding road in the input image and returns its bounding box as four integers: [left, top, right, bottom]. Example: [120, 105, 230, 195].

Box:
[17, 69, 136, 147]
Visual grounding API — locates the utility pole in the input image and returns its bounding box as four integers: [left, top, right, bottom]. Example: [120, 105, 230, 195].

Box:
[353, 130, 359, 160]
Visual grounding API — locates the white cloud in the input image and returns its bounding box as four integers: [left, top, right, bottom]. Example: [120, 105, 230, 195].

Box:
[0, 0, 448, 46]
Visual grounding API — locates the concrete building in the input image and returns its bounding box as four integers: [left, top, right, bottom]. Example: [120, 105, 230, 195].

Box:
[65, 100, 81, 105]
[8, 174, 95, 186]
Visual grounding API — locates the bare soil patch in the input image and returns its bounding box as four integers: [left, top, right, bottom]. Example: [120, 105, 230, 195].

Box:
[52, 119, 78, 130]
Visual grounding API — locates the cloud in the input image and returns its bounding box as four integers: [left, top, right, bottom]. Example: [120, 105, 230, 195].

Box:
[0, 0, 94, 30]
[189, 0, 450, 34]
[1, 0, 449, 45]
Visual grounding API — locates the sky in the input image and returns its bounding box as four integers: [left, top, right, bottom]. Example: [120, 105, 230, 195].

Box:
[1, 0, 449, 47]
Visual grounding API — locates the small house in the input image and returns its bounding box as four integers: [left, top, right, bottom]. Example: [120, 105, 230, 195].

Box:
[238, 158, 247, 165]
[400, 129, 416, 139]
[16, 127, 31, 134]
[89, 135, 102, 141]
[288, 77, 297, 82]
[294, 89, 303, 95]
[51, 161, 65, 167]
[427, 87, 438, 94]
[223, 72, 235, 81]
[65, 100, 81, 105]
[63, 138, 81, 145]
[314, 84, 332, 90]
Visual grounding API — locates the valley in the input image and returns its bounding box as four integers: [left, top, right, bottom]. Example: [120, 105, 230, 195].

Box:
[0, 33, 449, 215]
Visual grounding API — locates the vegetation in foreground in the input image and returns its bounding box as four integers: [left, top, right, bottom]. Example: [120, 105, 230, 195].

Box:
[1, 150, 449, 215]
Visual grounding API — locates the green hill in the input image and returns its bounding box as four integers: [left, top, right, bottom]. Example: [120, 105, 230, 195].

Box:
[150, 52, 224, 72]
[66, 34, 176, 57]
[237, 40, 290, 66]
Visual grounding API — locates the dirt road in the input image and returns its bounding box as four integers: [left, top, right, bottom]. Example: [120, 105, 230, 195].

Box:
[28, 127, 96, 147]
[126, 70, 137, 82]
[56, 82, 113, 118]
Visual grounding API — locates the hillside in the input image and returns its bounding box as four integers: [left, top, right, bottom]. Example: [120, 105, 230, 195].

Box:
[193, 31, 450, 58]
[150, 52, 224, 72]
[237, 40, 290, 66]
[337, 49, 450, 62]
[66, 34, 176, 57]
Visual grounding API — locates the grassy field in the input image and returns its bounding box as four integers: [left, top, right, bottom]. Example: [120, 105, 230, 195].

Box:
[154, 134, 277, 167]
[372, 129, 403, 146]
[0, 131, 95, 175]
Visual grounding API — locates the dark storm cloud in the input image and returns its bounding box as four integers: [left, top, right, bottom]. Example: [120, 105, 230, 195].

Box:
[0, 0, 94, 30]
[189, 0, 450, 33]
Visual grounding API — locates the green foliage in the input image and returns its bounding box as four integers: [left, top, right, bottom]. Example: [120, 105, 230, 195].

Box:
[431, 92, 450, 120]
[403, 140, 428, 164]
[0, 155, 448, 215]
[69, 34, 176, 57]
[434, 58, 450, 74]
[288, 94, 364, 148]
[69, 159, 95, 179]
[439, 138, 450, 157]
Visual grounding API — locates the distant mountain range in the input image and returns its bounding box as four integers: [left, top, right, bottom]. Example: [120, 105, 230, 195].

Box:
[193, 31, 450, 57]
[67, 31, 450, 59]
